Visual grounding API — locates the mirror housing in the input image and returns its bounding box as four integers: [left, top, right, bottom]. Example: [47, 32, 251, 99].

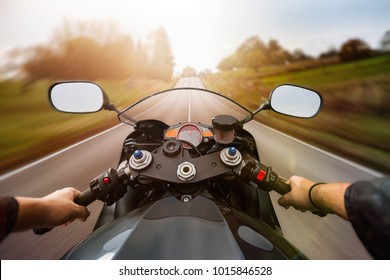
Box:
[240, 84, 322, 125]
[269, 84, 322, 118]
[49, 81, 108, 113]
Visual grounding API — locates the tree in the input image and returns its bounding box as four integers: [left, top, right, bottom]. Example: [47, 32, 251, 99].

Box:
[22, 45, 60, 82]
[218, 36, 267, 71]
[57, 37, 102, 80]
[267, 39, 292, 65]
[319, 47, 339, 59]
[132, 40, 148, 77]
[237, 36, 268, 69]
[100, 35, 134, 79]
[380, 30, 390, 51]
[147, 27, 175, 80]
[181, 66, 198, 77]
[217, 52, 239, 71]
[217, 36, 298, 71]
[17, 21, 140, 82]
[290, 48, 313, 62]
[339, 38, 371, 61]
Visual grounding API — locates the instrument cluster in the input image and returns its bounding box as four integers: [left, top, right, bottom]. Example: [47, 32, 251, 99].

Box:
[165, 123, 214, 149]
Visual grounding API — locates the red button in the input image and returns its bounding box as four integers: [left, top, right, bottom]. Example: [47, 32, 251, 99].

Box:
[103, 177, 111, 185]
[257, 170, 266, 181]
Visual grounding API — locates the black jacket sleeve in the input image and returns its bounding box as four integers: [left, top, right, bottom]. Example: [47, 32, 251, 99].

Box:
[344, 176, 390, 259]
[0, 197, 19, 242]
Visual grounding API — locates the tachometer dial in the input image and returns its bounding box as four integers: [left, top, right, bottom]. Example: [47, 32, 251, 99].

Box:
[177, 124, 203, 149]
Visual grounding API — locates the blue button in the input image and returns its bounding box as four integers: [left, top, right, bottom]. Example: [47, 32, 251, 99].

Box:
[134, 150, 143, 159]
[228, 147, 237, 156]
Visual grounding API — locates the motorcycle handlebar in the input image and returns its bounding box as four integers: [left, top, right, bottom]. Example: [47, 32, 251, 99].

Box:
[74, 188, 95, 206]
[239, 154, 292, 195]
[33, 153, 293, 235]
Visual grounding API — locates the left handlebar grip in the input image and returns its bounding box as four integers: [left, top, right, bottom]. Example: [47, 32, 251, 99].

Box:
[33, 188, 95, 235]
[74, 188, 95, 206]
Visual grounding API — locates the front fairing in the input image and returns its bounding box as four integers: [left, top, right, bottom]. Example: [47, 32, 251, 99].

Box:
[118, 88, 252, 126]
[62, 195, 306, 260]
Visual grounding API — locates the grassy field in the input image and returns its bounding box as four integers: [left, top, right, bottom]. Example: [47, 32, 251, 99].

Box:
[0, 78, 174, 173]
[203, 54, 390, 173]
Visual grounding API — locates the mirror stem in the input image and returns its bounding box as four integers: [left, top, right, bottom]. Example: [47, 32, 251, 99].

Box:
[239, 101, 270, 125]
[252, 101, 271, 116]
[104, 103, 138, 126]
[104, 103, 121, 113]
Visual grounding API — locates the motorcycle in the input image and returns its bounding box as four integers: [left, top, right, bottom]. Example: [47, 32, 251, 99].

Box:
[35, 78, 322, 259]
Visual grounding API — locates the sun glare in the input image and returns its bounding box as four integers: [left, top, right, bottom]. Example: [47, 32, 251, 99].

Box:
[109, 0, 230, 71]
[73, 0, 241, 72]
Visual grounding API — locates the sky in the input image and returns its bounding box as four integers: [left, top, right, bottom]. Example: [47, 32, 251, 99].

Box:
[0, 0, 389, 73]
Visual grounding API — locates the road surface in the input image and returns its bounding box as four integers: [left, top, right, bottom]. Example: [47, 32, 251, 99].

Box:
[0, 77, 383, 259]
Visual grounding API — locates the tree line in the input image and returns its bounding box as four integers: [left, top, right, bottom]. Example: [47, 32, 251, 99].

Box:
[9, 21, 174, 83]
[217, 31, 390, 72]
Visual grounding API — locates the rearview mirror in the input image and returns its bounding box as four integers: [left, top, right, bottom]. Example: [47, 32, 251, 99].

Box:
[269, 85, 322, 118]
[49, 82, 105, 113]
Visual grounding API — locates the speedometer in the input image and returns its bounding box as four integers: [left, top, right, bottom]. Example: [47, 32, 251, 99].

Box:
[177, 124, 203, 149]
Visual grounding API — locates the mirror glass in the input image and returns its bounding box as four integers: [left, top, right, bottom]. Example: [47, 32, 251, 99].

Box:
[49, 82, 104, 113]
[269, 85, 322, 118]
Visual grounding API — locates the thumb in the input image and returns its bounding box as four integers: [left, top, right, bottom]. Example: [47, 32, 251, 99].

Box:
[278, 196, 289, 209]
[76, 206, 90, 222]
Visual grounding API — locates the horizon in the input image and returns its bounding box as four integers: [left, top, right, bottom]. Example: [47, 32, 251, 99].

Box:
[1, 0, 389, 73]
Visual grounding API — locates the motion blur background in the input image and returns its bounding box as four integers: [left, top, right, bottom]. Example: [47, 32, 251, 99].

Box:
[1, 0, 389, 173]
[0, 0, 389, 259]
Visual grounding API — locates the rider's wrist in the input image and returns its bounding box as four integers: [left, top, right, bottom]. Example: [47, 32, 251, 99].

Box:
[308, 183, 329, 216]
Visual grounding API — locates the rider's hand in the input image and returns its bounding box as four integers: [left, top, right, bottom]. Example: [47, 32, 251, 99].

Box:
[278, 175, 350, 219]
[277, 176, 318, 212]
[14, 187, 90, 231]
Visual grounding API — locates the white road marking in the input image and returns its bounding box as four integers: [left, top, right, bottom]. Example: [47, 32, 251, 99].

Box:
[0, 124, 124, 181]
[188, 90, 192, 122]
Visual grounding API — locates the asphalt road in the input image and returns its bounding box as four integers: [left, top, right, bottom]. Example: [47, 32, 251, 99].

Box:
[0, 77, 383, 259]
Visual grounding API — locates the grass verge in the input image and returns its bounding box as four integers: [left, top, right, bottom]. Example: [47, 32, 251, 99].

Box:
[0, 78, 175, 173]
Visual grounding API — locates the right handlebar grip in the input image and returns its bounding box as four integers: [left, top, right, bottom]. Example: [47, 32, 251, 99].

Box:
[273, 177, 291, 195]
[74, 188, 95, 206]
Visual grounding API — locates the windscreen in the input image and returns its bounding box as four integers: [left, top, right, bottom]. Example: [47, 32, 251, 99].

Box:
[118, 88, 251, 126]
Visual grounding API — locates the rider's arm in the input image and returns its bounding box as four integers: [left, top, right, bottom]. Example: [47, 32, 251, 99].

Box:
[0, 197, 19, 241]
[344, 177, 390, 259]
[277, 176, 350, 219]
[13, 187, 90, 231]
[0, 188, 90, 241]
[278, 175, 390, 259]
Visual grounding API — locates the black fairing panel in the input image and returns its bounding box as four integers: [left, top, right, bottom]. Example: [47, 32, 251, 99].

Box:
[114, 196, 244, 259]
[63, 196, 243, 259]
[62, 196, 304, 259]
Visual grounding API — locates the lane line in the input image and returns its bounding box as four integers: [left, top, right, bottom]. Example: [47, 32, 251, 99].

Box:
[0, 124, 124, 181]
[188, 90, 191, 122]
[133, 93, 173, 119]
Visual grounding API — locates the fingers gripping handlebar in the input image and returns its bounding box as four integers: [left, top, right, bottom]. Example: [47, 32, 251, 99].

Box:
[33, 168, 128, 235]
